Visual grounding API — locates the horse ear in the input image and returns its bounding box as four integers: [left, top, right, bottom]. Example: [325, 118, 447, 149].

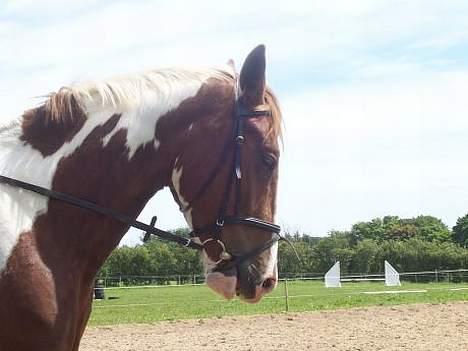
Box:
[239, 45, 266, 106]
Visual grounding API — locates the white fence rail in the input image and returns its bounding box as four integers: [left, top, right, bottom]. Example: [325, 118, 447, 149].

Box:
[96, 268, 468, 288]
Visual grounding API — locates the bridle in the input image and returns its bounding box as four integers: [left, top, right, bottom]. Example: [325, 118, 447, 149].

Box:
[173, 75, 283, 271]
[0, 75, 285, 272]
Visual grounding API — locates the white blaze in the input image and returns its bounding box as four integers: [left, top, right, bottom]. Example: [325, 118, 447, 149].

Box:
[263, 241, 279, 279]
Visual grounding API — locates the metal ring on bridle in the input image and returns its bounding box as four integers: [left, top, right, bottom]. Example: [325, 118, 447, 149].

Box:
[236, 135, 245, 144]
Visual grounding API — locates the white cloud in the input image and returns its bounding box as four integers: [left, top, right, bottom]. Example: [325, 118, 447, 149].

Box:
[284, 70, 468, 138]
[277, 70, 468, 235]
[1, 0, 468, 244]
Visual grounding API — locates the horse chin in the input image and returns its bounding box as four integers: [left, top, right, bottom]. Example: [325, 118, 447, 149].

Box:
[205, 270, 238, 300]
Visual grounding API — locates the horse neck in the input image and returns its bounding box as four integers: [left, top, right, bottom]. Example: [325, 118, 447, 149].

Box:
[4, 81, 233, 267]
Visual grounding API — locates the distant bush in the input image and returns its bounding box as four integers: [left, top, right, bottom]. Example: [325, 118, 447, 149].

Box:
[99, 215, 468, 279]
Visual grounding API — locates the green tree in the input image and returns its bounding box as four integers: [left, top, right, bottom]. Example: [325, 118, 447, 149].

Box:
[351, 215, 451, 243]
[385, 223, 417, 241]
[313, 232, 351, 272]
[101, 245, 151, 276]
[278, 241, 316, 275]
[349, 239, 380, 273]
[410, 216, 451, 242]
[452, 214, 468, 247]
[351, 218, 385, 242]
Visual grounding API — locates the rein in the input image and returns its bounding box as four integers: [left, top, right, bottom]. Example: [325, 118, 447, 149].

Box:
[0, 174, 203, 250]
[0, 76, 291, 272]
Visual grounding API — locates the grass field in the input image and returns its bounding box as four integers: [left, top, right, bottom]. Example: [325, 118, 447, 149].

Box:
[89, 280, 468, 325]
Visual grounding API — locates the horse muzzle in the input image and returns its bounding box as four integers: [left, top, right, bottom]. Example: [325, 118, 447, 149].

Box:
[205, 257, 278, 302]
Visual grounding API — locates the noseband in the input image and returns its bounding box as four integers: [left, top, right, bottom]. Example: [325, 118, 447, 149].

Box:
[0, 76, 284, 272]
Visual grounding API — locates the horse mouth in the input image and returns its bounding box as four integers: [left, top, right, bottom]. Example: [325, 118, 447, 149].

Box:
[205, 268, 253, 301]
[230, 268, 257, 301]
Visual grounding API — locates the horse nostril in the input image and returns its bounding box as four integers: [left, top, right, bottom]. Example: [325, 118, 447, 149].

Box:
[262, 277, 276, 291]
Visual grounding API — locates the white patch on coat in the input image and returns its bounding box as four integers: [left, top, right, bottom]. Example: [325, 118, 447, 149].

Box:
[95, 80, 204, 158]
[0, 110, 122, 272]
[74, 68, 232, 158]
[171, 162, 217, 269]
[171, 164, 193, 229]
[0, 135, 53, 273]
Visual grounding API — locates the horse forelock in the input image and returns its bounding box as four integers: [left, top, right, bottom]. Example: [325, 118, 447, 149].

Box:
[264, 87, 283, 145]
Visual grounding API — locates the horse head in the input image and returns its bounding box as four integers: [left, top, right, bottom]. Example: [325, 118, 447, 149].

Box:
[169, 45, 282, 302]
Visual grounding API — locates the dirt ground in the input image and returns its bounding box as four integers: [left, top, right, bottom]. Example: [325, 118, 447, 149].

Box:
[80, 302, 467, 351]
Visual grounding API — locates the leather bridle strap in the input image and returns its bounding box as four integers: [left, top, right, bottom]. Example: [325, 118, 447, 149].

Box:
[0, 175, 203, 250]
[190, 217, 281, 243]
[184, 74, 284, 270]
[176, 132, 233, 213]
[224, 216, 281, 233]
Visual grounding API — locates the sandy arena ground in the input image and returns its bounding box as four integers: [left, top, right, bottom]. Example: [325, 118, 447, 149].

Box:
[80, 302, 467, 351]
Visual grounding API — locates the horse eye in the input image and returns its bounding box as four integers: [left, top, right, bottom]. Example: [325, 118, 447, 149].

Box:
[262, 154, 277, 170]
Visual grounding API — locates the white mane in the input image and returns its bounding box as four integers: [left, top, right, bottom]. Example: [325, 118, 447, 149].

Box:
[69, 67, 234, 114]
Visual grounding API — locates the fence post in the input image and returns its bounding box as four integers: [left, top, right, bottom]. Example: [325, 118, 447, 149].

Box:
[284, 279, 289, 312]
[435, 269, 438, 283]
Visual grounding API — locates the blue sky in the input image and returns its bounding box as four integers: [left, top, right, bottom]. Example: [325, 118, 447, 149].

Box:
[1, 0, 468, 245]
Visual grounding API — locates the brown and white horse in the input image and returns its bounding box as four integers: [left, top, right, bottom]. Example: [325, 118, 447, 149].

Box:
[0, 45, 282, 350]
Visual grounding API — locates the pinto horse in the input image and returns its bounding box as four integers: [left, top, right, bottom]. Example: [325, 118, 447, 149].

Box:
[0, 45, 282, 350]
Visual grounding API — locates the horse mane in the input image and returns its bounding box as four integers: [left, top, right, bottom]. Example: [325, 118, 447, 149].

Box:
[29, 68, 234, 123]
[41, 88, 84, 122]
[17, 66, 282, 143]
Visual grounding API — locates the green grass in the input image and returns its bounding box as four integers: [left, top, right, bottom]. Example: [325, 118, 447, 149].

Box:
[89, 280, 468, 326]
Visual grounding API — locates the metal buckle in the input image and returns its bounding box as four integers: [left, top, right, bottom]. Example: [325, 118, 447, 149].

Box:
[142, 216, 157, 242]
[201, 238, 232, 263]
[219, 251, 232, 261]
